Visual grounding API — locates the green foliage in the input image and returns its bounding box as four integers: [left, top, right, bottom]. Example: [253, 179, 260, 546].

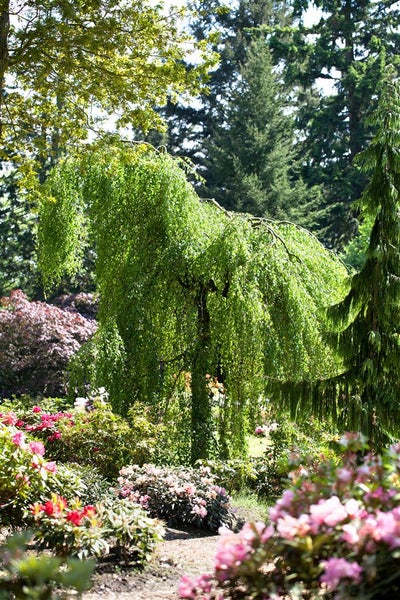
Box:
[268, 0, 400, 248]
[38, 147, 347, 461]
[30, 493, 164, 564]
[96, 497, 165, 566]
[206, 34, 312, 220]
[0, 530, 95, 600]
[115, 463, 236, 532]
[0, 0, 217, 171]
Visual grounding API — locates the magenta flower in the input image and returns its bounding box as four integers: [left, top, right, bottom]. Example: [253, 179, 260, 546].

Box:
[28, 441, 46, 456]
[32, 406, 42, 413]
[320, 557, 363, 589]
[12, 431, 26, 448]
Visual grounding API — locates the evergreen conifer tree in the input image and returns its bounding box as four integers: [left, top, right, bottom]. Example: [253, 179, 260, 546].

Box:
[276, 75, 400, 443]
[205, 35, 310, 219]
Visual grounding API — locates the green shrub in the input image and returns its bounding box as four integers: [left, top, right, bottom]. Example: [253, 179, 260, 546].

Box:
[0, 530, 95, 599]
[30, 493, 164, 565]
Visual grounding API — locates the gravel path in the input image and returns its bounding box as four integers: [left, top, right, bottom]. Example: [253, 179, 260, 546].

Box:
[83, 527, 220, 600]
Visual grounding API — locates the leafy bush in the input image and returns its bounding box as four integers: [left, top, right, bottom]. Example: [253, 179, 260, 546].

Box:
[96, 496, 165, 565]
[30, 493, 164, 564]
[0, 391, 166, 479]
[196, 459, 258, 493]
[115, 464, 236, 531]
[0, 290, 96, 398]
[179, 434, 400, 599]
[0, 423, 59, 525]
[0, 530, 95, 599]
[248, 415, 339, 501]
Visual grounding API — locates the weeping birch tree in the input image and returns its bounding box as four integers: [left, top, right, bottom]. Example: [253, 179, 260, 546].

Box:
[38, 146, 346, 462]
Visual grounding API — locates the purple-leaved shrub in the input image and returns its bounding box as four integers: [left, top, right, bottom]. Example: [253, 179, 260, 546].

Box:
[0, 289, 96, 398]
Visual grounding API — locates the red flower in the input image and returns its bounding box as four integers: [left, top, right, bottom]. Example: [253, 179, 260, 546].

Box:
[66, 510, 83, 526]
[82, 505, 96, 518]
[43, 500, 56, 516]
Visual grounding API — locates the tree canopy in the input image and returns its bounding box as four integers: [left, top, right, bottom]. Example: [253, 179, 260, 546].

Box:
[38, 146, 347, 462]
[0, 0, 217, 168]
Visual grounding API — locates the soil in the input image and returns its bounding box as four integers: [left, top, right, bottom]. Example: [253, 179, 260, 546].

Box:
[83, 526, 220, 600]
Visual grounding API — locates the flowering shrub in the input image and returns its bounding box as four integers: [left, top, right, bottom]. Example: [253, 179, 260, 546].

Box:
[30, 493, 164, 564]
[0, 289, 96, 398]
[179, 434, 400, 599]
[115, 464, 236, 531]
[30, 493, 108, 558]
[0, 423, 59, 525]
[0, 391, 165, 479]
[0, 530, 95, 598]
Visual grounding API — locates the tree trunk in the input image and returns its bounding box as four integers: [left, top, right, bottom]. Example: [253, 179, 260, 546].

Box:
[190, 281, 214, 464]
[0, 0, 10, 138]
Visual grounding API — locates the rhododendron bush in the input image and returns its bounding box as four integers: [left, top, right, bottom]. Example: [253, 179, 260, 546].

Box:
[0, 289, 96, 398]
[179, 434, 400, 599]
[115, 464, 236, 532]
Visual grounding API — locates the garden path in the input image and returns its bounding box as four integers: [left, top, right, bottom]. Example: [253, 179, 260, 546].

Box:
[83, 526, 219, 600]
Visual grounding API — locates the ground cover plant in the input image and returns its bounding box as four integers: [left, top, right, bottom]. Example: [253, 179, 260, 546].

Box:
[178, 433, 400, 599]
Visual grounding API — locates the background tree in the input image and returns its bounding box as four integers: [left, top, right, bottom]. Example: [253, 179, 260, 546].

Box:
[268, 0, 400, 247]
[0, 0, 216, 165]
[204, 34, 313, 218]
[37, 147, 346, 463]
[0, 0, 217, 298]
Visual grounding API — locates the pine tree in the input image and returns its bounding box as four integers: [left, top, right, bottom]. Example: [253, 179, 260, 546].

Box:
[269, 0, 400, 248]
[205, 35, 310, 219]
[275, 75, 400, 444]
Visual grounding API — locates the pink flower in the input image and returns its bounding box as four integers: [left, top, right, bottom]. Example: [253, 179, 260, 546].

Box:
[29, 441, 45, 456]
[277, 514, 310, 540]
[192, 504, 208, 519]
[12, 431, 26, 448]
[374, 508, 400, 549]
[309, 496, 347, 530]
[320, 558, 363, 589]
[32, 406, 42, 413]
[1, 411, 17, 425]
[178, 573, 212, 598]
[44, 461, 57, 473]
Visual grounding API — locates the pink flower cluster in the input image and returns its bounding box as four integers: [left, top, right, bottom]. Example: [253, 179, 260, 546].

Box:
[11, 430, 57, 475]
[0, 406, 74, 444]
[214, 522, 273, 582]
[179, 436, 400, 599]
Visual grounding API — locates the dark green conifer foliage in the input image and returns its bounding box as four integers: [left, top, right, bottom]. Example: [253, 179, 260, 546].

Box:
[38, 147, 346, 462]
[205, 35, 310, 219]
[269, 0, 400, 247]
[276, 77, 400, 443]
